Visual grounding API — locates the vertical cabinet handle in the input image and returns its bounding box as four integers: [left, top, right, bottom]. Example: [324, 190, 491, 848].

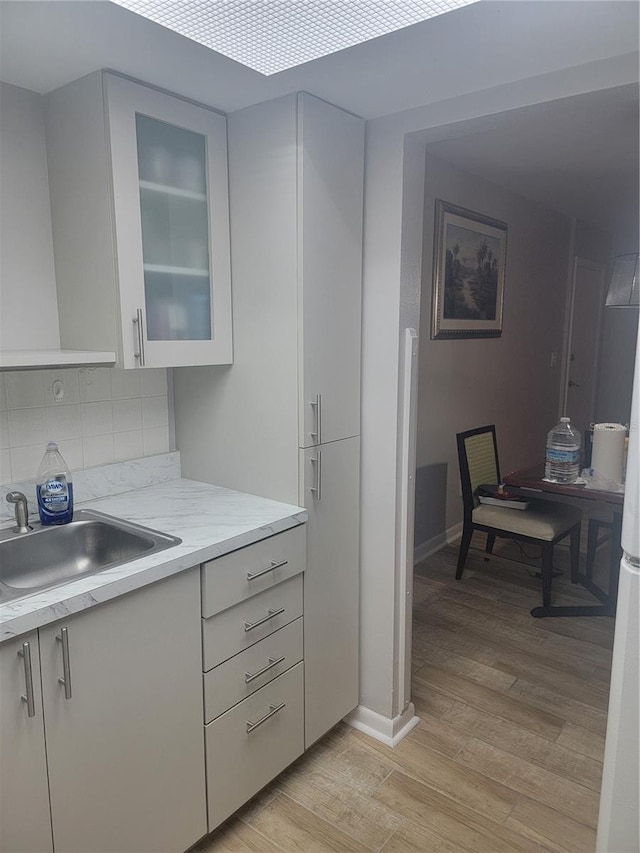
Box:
[310, 393, 322, 444]
[18, 642, 36, 718]
[56, 628, 72, 700]
[310, 450, 322, 501]
[133, 308, 146, 366]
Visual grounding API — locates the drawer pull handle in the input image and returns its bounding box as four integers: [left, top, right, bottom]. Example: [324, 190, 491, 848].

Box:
[18, 642, 36, 718]
[246, 702, 286, 733]
[244, 607, 285, 633]
[247, 559, 288, 581]
[245, 655, 286, 683]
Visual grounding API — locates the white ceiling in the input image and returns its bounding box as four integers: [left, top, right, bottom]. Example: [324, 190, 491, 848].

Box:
[110, 0, 479, 76]
[0, 0, 638, 238]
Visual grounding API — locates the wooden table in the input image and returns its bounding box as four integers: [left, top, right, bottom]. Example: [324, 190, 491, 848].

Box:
[503, 463, 624, 617]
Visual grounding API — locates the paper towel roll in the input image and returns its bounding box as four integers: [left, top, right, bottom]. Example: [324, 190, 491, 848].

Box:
[591, 423, 626, 484]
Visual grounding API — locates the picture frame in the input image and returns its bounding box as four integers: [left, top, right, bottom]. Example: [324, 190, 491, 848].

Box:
[431, 199, 507, 339]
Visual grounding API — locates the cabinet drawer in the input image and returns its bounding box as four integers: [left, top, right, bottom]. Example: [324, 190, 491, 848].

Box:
[204, 618, 303, 723]
[201, 525, 306, 618]
[202, 574, 302, 671]
[205, 662, 304, 832]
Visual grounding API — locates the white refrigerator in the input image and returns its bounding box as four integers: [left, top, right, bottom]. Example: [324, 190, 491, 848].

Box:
[596, 322, 640, 852]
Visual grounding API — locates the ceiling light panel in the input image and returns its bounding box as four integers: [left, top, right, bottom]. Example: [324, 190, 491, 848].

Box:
[112, 0, 478, 75]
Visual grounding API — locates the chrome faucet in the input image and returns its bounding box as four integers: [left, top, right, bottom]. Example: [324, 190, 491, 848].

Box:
[6, 492, 33, 534]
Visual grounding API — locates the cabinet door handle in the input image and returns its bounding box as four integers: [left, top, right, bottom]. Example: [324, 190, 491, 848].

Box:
[247, 559, 288, 581]
[133, 308, 146, 366]
[244, 607, 285, 633]
[246, 702, 286, 733]
[56, 628, 72, 700]
[245, 656, 286, 684]
[310, 450, 322, 501]
[310, 393, 322, 444]
[18, 642, 36, 718]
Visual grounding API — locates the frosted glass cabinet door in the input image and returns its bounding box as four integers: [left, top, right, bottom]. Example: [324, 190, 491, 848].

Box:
[106, 74, 232, 368]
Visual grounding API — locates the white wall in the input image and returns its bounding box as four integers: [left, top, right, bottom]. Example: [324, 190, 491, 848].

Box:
[0, 368, 170, 486]
[414, 153, 572, 550]
[0, 82, 59, 350]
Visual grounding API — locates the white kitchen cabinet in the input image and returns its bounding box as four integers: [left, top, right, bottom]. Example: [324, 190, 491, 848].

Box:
[300, 436, 360, 746]
[202, 573, 303, 672]
[203, 618, 303, 723]
[0, 633, 53, 853]
[45, 71, 232, 369]
[201, 524, 306, 618]
[0, 569, 207, 853]
[205, 663, 304, 831]
[297, 95, 363, 449]
[40, 569, 206, 853]
[200, 528, 306, 832]
[174, 93, 363, 750]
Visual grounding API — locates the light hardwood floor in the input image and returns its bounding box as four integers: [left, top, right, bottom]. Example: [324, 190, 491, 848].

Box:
[194, 534, 614, 852]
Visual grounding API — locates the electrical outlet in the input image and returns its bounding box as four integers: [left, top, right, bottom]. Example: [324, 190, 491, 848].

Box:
[52, 379, 64, 402]
[549, 352, 557, 368]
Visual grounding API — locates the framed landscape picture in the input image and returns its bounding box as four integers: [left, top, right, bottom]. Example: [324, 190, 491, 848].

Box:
[431, 200, 507, 339]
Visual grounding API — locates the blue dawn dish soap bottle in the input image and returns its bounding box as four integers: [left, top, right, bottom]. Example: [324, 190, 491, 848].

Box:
[36, 441, 74, 525]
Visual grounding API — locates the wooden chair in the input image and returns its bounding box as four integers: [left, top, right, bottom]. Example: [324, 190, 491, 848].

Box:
[456, 425, 583, 609]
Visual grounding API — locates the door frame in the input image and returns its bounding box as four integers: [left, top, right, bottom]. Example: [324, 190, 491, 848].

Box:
[560, 256, 606, 423]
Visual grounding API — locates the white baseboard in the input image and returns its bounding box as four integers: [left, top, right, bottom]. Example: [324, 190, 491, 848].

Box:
[344, 703, 420, 747]
[414, 521, 463, 565]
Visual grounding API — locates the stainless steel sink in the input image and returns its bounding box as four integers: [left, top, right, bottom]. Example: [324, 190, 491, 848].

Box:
[0, 510, 181, 600]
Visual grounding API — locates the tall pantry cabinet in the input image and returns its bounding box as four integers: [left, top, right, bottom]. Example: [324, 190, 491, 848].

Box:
[174, 93, 364, 748]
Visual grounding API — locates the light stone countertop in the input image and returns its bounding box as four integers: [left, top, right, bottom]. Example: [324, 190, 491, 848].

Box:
[0, 478, 307, 641]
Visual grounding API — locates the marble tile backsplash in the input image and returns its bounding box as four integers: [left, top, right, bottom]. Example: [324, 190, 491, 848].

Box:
[0, 367, 171, 485]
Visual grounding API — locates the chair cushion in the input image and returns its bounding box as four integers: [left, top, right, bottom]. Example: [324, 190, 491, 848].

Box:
[472, 501, 582, 541]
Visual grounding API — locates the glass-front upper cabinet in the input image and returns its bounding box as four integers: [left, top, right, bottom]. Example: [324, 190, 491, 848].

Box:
[106, 74, 232, 367]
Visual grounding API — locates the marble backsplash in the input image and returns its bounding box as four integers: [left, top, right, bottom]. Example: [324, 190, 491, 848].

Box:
[0, 451, 181, 522]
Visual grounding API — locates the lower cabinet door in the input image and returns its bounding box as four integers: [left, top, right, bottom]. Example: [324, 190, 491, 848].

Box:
[39, 570, 207, 853]
[301, 436, 360, 747]
[205, 662, 304, 831]
[0, 633, 53, 853]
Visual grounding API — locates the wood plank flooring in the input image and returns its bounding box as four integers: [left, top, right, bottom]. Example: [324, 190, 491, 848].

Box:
[193, 535, 614, 852]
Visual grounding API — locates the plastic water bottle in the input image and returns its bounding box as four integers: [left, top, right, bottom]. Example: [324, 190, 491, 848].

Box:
[545, 417, 581, 483]
[36, 441, 74, 525]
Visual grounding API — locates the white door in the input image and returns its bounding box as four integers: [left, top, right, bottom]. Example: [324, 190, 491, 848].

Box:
[106, 74, 232, 368]
[40, 570, 207, 853]
[300, 436, 360, 747]
[0, 633, 53, 853]
[298, 94, 364, 447]
[564, 258, 606, 436]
